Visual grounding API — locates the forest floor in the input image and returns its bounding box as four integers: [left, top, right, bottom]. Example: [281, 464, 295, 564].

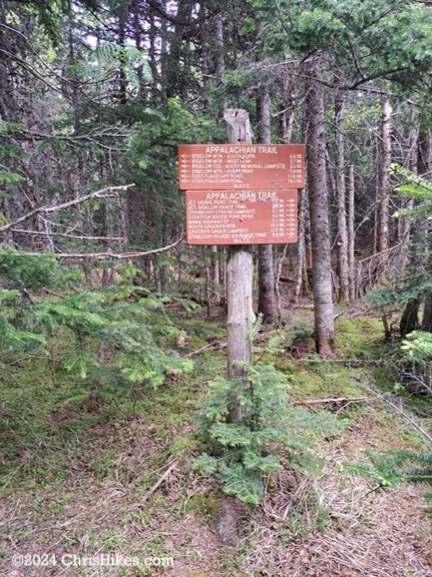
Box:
[1, 299, 432, 577]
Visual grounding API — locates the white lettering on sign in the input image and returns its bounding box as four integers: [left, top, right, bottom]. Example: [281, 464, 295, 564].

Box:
[205, 191, 257, 201]
[185, 189, 298, 246]
[178, 144, 305, 191]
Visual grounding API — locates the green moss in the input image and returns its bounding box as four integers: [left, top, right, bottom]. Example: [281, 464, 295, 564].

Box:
[181, 492, 223, 522]
[287, 369, 325, 397]
[175, 315, 226, 353]
[206, 494, 223, 517]
[168, 434, 196, 456]
[334, 317, 385, 359]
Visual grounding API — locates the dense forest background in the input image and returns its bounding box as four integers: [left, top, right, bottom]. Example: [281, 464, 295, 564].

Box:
[3, 0, 432, 315]
[3, 2, 432, 576]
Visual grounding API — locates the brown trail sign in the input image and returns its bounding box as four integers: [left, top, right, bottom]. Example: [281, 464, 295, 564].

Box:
[185, 189, 298, 245]
[178, 143, 304, 247]
[176, 111, 305, 426]
[178, 144, 304, 191]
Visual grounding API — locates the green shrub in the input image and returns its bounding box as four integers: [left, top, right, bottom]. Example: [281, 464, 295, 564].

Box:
[194, 363, 346, 504]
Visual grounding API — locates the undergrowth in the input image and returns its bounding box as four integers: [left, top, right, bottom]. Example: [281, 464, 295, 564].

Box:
[194, 363, 347, 504]
[1, 306, 430, 576]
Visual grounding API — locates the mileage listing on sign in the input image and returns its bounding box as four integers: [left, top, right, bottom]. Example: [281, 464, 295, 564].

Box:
[185, 189, 298, 245]
[178, 144, 305, 191]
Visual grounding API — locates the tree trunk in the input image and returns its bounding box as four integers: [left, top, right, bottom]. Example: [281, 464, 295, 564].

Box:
[347, 164, 356, 300]
[400, 129, 431, 333]
[421, 294, 432, 332]
[418, 130, 431, 178]
[132, 0, 146, 99]
[148, 9, 160, 98]
[212, 245, 221, 306]
[118, 1, 128, 105]
[304, 58, 334, 355]
[279, 72, 294, 144]
[215, 13, 226, 119]
[398, 110, 418, 245]
[210, 12, 226, 305]
[335, 90, 349, 303]
[163, 0, 194, 99]
[205, 256, 211, 318]
[292, 186, 307, 304]
[258, 244, 274, 324]
[256, 85, 275, 324]
[419, 131, 432, 330]
[400, 299, 420, 338]
[376, 93, 392, 268]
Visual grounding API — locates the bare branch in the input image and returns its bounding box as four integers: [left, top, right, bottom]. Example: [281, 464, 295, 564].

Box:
[54, 235, 184, 260]
[137, 458, 179, 506]
[344, 67, 408, 90]
[14, 235, 185, 260]
[362, 0, 408, 32]
[347, 39, 366, 83]
[358, 241, 405, 264]
[293, 396, 369, 406]
[13, 230, 126, 241]
[0, 185, 134, 235]
[19, 129, 130, 153]
[358, 378, 432, 448]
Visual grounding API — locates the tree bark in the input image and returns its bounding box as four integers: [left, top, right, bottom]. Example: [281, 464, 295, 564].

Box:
[279, 72, 294, 144]
[118, 1, 128, 105]
[292, 184, 308, 304]
[347, 164, 356, 301]
[421, 294, 432, 332]
[304, 58, 334, 355]
[401, 130, 430, 333]
[211, 245, 221, 306]
[215, 13, 226, 119]
[399, 116, 421, 331]
[398, 110, 418, 244]
[376, 93, 392, 268]
[400, 299, 420, 338]
[335, 90, 349, 303]
[256, 85, 275, 324]
[210, 12, 226, 305]
[418, 130, 431, 178]
[419, 131, 432, 331]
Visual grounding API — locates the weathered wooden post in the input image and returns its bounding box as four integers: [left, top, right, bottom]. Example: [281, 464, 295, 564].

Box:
[223, 109, 255, 422]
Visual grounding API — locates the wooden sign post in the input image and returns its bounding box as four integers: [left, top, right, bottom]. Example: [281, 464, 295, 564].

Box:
[177, 112, 305, 423]
[224, 109, 255, 423]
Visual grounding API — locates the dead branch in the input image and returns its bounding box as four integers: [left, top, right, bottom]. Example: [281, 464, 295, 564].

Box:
[0, 185, 134, 234]
[186, 340, 227, 358]
[50, 235, 184, 260]
[358, 378, 432, 448]
[138, 458, 179, 505]
[334, 309, 347, 321]
[13, 229, 126, 241]
[358, 241, 404, 264]
[293, 396, 369, 406]
[299, 358, 385, 367]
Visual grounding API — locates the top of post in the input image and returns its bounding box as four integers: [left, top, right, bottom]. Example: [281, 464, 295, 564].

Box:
[223, 108, 253, 145]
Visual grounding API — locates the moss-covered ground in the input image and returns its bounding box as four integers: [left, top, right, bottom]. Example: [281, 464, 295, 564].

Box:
[0, 305, 431, 576]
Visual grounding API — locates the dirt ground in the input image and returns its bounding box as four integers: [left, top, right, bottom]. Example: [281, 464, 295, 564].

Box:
[1, 308, 432, 577]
